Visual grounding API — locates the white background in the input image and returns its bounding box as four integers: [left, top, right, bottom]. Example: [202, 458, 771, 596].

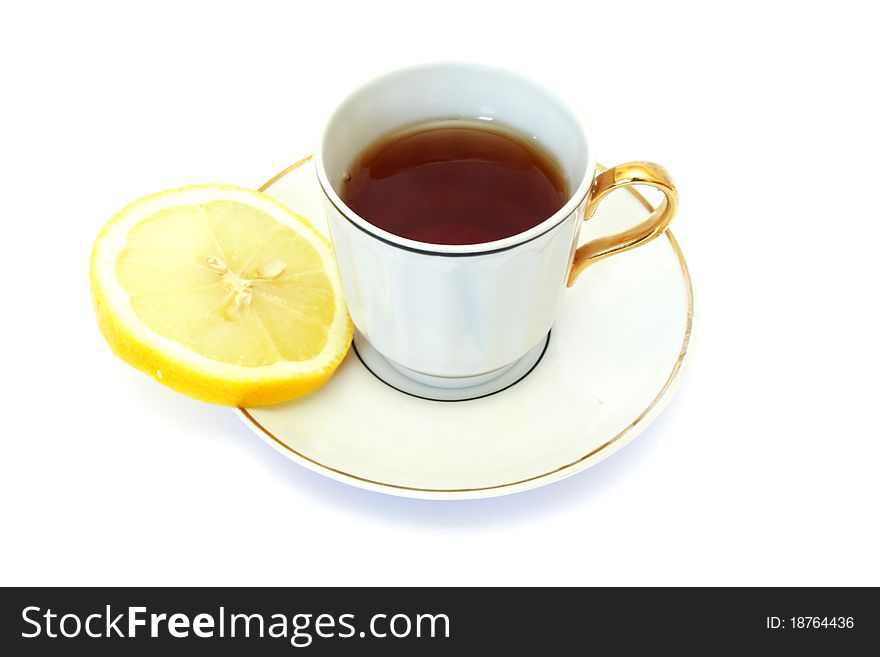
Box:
[2, 0, 878, 586]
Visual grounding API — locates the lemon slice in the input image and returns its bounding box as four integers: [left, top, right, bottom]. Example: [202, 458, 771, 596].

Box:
[90, 184, 353, 406]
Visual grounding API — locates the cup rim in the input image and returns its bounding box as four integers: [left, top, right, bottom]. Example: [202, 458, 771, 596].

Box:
[315, 61, 596, 256]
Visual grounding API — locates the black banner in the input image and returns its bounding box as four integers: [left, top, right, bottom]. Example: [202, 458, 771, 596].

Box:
[1, 587, 875, 654]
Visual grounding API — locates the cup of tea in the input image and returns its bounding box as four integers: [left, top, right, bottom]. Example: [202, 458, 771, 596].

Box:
[315, 62, 677, 390]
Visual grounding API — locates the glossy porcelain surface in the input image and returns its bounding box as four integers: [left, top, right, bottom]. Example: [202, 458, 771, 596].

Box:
[316, 62, 595, 380]
[237, 159, 694, 499]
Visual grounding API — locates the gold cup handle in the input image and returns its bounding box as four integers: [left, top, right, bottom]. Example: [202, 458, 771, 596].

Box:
[567, 161, 678, 286]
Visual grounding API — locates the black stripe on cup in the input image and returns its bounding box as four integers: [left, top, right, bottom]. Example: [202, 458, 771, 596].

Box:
[322, 188, 586, 257]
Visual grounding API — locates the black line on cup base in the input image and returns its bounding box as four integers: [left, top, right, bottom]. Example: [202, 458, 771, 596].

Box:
[352, 332, 551, 403]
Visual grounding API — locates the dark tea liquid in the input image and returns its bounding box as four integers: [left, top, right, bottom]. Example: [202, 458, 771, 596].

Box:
[341, 119, 568, 245]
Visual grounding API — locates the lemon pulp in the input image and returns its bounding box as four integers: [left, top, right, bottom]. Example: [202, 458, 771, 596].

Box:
[91, 185, 352, 406]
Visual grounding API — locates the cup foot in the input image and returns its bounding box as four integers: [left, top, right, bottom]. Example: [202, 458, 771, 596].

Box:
[351, 331, 550, 402]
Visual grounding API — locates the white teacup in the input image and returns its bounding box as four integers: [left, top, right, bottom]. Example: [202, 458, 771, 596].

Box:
[316, 62, 677, 390]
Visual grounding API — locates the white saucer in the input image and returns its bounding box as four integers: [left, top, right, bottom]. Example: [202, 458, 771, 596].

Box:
[237, 156, 694, 499]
